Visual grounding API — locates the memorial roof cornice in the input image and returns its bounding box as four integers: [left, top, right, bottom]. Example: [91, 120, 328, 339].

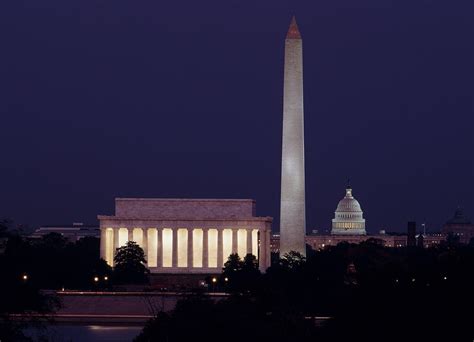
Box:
[115, 198, 256, 203]
[98, 215, 272, 222]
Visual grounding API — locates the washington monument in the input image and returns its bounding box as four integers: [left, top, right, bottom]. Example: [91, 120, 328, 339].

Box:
[280, 16, 306, 256]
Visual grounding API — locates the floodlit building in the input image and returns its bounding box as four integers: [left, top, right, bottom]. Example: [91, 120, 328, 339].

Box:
[99, 198, 272, 273]
[441, 208, 474, 244]
[331, 186, 366, 235]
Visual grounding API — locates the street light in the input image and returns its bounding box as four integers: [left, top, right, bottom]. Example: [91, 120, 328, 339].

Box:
[93, 276, 99, 282]
[104, 276, 108, 281]
[211, 277, 217, 292]
[22, 274, 28, 281]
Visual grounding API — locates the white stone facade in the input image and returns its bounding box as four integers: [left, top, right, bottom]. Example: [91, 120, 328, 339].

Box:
[331, 187, 366, 235]
[99, 199, 272, 273]
[280, 17, 307, 256]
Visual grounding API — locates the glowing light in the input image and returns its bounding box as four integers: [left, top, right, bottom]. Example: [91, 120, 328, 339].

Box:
[147, 228, 158, 267]
[212, 277, 217, 283]
[162, 229, 173, 267]
[22, 274, 28, 281]
[177, 229, 188, 267]
[222, 229, 232, 265]
[94, 276, 99, 282]
[118, 228, 128, 246]
[208, 229, 218, 267]
[237, 229, 247, 257]
[252, 229, 258, 256]
[133, 228, 144, 247]
[224, 277, 229, 282]
[193, 229, 203, 267]
[104, 276, 108, 281]
[105, 228, 114, 266]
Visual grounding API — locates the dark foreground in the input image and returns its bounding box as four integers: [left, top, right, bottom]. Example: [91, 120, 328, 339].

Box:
[24, 324, 142, 342]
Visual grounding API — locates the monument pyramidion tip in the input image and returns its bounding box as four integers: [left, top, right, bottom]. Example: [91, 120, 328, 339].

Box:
[286, 16, 301, 39]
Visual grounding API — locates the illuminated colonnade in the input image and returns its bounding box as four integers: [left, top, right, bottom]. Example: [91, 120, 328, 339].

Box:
[100, 225, 267, 272]
[98, 198, 273, 273]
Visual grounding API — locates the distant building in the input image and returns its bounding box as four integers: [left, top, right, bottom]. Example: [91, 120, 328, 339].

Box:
[331, 186, 366, 235]
[271, 231, 444, 254]
[420, 233, 445, 248]
[441, 208, 474, 244]
[31, 223, 99, 242]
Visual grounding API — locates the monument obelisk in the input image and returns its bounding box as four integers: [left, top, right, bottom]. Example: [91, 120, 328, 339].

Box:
[280, 16, 306, 256]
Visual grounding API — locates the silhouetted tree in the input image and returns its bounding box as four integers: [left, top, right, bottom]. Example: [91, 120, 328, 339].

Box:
[280, 250, 306, 270]
[0, 232, 60, 341]
[221, 253, 261, 294]
[223, 253, 242, 273]
[114, 241, 149, 284]
[0, 219, 12, 238]
[134, 293, 317, 342]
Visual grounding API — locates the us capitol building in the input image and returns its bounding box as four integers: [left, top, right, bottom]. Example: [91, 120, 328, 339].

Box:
[331, 186, 366, 235]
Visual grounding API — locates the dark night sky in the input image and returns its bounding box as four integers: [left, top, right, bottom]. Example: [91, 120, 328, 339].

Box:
[1, 0, 473, 233]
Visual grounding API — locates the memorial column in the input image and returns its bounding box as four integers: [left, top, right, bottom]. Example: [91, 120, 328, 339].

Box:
[142, 228, 148, 265]
[246, 228, 253, 255]
[232, 228, 238, 254]
[172, 228, 178, 268]
[217, 229, 223, 267]
[203, 228, 209, 268]
[258, 228, 266, 271]
[113, 228, 120, 266]
[187, 228, 193, 268]
[157, 228, 163, 268]
[100, 228, 106, 260]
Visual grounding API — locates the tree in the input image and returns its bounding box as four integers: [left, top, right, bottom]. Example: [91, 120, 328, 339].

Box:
[41, 232, 68, 250]
[113, 241, 149, 284]
[242, 253, 259, 272]
[280, 251, 306, 270]
[0, 233, 60, 341]
[221, 253, 261, 294]
[0, 219, 11, 238]
[223, 253, 242, 273]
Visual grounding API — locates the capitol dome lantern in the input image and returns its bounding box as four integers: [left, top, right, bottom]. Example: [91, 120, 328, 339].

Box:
[331, 186, 366, 235]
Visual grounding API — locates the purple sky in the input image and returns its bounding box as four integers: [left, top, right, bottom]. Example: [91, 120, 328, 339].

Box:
[1, 0, 473, 233]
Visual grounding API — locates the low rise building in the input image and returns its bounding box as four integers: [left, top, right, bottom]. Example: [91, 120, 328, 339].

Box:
[31, 223, 99, 242]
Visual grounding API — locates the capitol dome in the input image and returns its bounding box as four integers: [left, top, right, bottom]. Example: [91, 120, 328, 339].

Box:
[331, 186, 366, 235]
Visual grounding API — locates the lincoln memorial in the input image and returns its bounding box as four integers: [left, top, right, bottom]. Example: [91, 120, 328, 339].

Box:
[99, 198, 272, 273]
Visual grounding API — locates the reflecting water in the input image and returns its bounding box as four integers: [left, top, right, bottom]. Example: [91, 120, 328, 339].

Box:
[25, 324, 143, 342]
